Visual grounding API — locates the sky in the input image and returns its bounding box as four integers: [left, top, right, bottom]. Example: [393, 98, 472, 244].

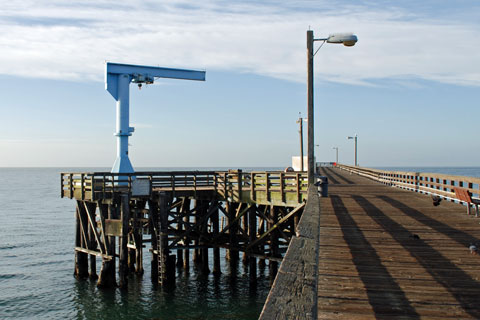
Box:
[0, 0, 479, 168]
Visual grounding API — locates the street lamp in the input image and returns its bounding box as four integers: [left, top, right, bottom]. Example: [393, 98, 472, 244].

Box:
[332, 147, 339, 163]
[347, 134, 358, 166]
[296, 113, 306, 171]
[307, 30, 358, 184]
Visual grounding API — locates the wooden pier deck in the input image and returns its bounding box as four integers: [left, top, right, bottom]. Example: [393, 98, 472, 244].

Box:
[317, 167, 480, 319]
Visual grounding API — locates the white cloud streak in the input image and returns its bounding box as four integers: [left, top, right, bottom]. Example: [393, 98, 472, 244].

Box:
[0, 0, 479, 86]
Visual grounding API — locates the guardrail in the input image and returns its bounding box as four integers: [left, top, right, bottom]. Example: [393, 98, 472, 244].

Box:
[61, 170, 308, 205]
[60, 171, 217, 200]
[336, 164, 480, 204]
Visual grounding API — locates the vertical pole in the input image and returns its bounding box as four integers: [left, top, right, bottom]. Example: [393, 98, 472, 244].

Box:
[176, 198, 184, 268]
[242, 205, 249, 266]
[74, 202, 88, 279]
[212, 202, 221, 275]
[183, 199, 191, 271]
[158, 192, 173, 285]
[86, 202, 98, 280]
[200, 200, 210, 274]
[193, 200, 201, 264]
[97, 203, 116, 287]
[355, 133, 358, 167]
[307, 30, 315, 185]
[297, 116, 304, 171]
[118, 195, 130, 289]
[149, 199, 159, 284]
[258, 206, 266, 269]
[248, 205, 257, 284]
[269, 205, 279, 284]
[112, 73, 134, 173]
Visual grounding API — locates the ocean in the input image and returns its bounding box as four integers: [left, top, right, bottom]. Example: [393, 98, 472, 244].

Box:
[0, 167, 282, 320]
[2, 166, 479, 319]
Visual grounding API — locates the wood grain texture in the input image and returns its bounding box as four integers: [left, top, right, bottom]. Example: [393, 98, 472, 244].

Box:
[317, 167, 480, 319]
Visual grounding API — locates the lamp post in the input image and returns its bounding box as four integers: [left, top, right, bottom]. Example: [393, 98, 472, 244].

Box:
[332, 147, 339, 163]
[347, 134, 358, 166]
[307, 30, 358, 184]
[296, 113, 305, 171]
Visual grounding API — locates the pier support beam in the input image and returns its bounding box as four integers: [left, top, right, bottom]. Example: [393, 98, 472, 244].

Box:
[118, 195, 130, 289]
[149, 199, 159, 284]
[249, 204, 257, 284]
[86, 202, 98, 280]
[183, 199, 191, 271]
[74, 201, 88, 279]
[212, 202, 221, 275]
[269, 205, 279, 283]
[97, 202, 117, 288]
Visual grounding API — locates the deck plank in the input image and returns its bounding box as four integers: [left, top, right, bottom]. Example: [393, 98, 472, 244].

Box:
[317, 167, 480, 319]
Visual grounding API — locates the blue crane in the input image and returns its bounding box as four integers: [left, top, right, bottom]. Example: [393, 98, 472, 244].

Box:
[105, 62, 206, 173]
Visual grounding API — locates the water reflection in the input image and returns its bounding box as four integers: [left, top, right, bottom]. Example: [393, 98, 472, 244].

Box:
[72, 252, 270, 320]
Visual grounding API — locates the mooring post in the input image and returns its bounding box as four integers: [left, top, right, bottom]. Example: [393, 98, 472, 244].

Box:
[248, 204, 257, 284]
[118, 195, 130, 289]
[149, 199, 159, 284]
[212, 201, 221, 275]
[97, 202, 116, 288]
[74, 201, 88, 279]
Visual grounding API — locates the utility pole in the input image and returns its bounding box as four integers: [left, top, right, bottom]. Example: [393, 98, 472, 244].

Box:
[307, 30, 315, 185]
[332, 147, 339, 163]
[296, 114, 304, 171]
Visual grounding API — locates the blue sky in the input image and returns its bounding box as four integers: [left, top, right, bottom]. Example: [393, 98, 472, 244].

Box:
[0, 0, 479, 168]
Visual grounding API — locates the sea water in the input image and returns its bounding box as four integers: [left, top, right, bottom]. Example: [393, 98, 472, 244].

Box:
[0, 167, 281, 320]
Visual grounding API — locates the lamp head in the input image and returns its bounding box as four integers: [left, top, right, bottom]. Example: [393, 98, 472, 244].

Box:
[327, 33, 358, 46]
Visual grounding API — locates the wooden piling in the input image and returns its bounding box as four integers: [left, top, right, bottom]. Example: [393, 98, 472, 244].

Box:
[269, 205, 279, 283]
[227, 201, 239, 263]
[134, 201, 144, 275]
[158, 192, 172, 285]
[118, 195, 130, 289]
[248, 204, 257, 284]
[200, 200, 210, 273]
[242, 207, 249, 266]
[258, 206, 266, 269]
[193, 199, 201, 264]
[97, 202, 116, 288]
[74, 201, 88, 279]
[176, 198, 185, 268]
[86, 202, 98, 280]
[183, 210, 190, 271]
[149, 199, 159, 284]
[212, 201, 221, 275]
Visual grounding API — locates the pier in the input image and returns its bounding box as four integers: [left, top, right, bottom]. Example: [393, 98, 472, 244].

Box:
[61, 170, 307, 287]
[260, 165, 480, 319]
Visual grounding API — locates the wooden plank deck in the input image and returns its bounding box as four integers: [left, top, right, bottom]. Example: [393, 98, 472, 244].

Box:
[317, 167, 480, 319]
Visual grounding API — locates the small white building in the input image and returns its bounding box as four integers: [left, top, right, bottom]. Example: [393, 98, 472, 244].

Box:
[291, 156, 314, 172]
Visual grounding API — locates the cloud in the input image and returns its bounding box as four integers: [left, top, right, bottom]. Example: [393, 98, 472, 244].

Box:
[0, 0, 479, 86]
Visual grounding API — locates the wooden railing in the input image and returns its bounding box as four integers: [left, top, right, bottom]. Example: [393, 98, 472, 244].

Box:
[61, 170, 308, 205]
[60, 171, 217, 200]
[337, 164, 480, 203]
